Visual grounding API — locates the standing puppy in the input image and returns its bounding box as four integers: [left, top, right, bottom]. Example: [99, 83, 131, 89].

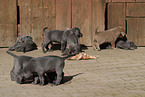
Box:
[93, 26, 125, 51]
[16, 55, 67, 86]
[41, 27, 82, 53]
[63, 33, 80, 55]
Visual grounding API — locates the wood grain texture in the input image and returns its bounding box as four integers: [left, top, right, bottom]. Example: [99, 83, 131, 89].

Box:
[136, 0, 145, 2]
[0, 0, 17, 47]
[72, 0, 91, 46]
[127, 3, 145, 17]
[108, 3, 126, 30]
[56, 0, 71, 30]
[91, 0, 106, 45]
[19, 0, 31, 36]
[112, 0, 135, 2]
[127, 18, 145, 46]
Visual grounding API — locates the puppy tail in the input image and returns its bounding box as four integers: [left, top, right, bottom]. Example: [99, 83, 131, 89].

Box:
[43, 27, 48, 32]
[95, 26, 100, 34]
[6, 51, 17, 58]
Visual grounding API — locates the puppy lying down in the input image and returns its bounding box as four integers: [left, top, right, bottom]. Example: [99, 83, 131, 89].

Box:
[93, 26, 125, 51]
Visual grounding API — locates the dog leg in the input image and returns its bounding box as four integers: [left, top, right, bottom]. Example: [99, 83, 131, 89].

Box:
[32, 77, 40, 85]
[96, 43, 101, 51]
[61, 41, 66, 53]
[93, 42, 98, 51]
[41, 42, 51, 53]
[111, 41, 116, 49]
[38, 74, 45, 85]
[62, 48, 69, 56]
[52, 71, 63, 86]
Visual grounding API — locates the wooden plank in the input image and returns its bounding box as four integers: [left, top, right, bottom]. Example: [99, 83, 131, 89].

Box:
[127, 3, 145, 17]
[127, 18, 145, 46]
[72, 0, 91, 46]
[56, 0, 71, 30]
[112, 0, 135, 2]
[107, 3, 126, 30]
[136, 0, 145, 2]
[30, 0, 43, 46]
[43, 0, 56, 31]
[91, 0, 106, 44]
[30, 0, 56, 46]
[106, 0, 111, 3]
[19, 0, 31, 36]
[0, 0, 17, 47]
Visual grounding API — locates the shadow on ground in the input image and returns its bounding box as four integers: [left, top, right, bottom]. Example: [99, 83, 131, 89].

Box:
[62, 73, 84, 84]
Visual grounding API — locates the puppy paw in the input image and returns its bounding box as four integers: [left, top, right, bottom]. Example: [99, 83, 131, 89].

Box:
[48, 49, 53, 52]
[50, 83, 58, 86]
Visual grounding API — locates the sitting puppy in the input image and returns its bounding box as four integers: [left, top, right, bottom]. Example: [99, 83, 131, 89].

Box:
[41, 27, 82, 53]
[63, 33, 80, 55]
[93, 26, 125, 51]
[6, 51, 33, 81]
[16, 55, 66, 86]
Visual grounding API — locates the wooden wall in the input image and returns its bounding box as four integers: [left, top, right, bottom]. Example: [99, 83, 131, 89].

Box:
[19, 0, 106, 46]
[0, 0, 106, 47]
[107, 0, 145, 46]
[0, 0, 17, 47]
[1, 0, 145, 47]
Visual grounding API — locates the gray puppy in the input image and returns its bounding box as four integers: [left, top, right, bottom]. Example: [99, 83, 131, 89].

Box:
[41, 27, 82, 53]
[6, 51, 33, 81]
[93, 26, 125, 51]
[63, 33, 80, 55]
[16, 55, 68, 86]
[9, 35, 37, 53]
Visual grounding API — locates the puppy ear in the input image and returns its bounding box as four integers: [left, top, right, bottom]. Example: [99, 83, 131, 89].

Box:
[95, 26, 99, 34]
[121, 32, 125, 36]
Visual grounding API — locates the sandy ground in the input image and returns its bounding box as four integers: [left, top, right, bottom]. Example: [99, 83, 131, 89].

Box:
[0, 47, 145, 97]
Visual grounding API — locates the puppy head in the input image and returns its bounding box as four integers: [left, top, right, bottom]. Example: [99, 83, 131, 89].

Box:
[116, 26, 126, 37]
[16, 72, 25, 84]
[72, 27, 83, 38]
[16, 70, 30, 84]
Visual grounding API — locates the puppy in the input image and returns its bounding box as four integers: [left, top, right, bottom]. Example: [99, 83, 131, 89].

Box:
[63, 33, 80, 55]
[8, 35, 37, 53]
[93, 26, 125, 51]
[6, 51, 33, 81]
[116, 40, 137, 50]
[41, 27, 82, 53]
[16, 55, 67, 86]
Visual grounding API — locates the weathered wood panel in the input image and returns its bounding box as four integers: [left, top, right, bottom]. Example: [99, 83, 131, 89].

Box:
[126, 3, 145, 17]
[30, 0, 43, 46]
[72, 0, 91, 46]
[19, 0, 56, 46]
[112, 0, 135, 2]
[42, 0, 56, 43]
[56, 0, 71, 30]
[136, 0, 145, 2]
[19, 0, 31, 36]
[108, 3, 126, 30]
[91, 0, 106, 44]
[0, 0, 17, 47]
[127, 18, 145, 46]
[42, 0, 56, 31]
[106, 0, 111, 3]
